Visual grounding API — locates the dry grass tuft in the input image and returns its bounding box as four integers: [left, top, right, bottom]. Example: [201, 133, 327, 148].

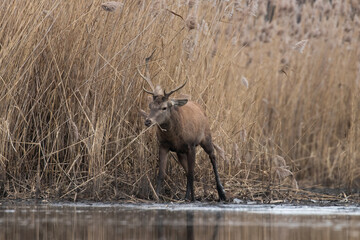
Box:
[185, 15, 197, 30]
[101, 1, 123, 12]
[293, 39, 308, 54]
[0, 0, 359, 203]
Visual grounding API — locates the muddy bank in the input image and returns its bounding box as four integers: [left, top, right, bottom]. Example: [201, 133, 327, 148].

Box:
[1, 198, 359, 208]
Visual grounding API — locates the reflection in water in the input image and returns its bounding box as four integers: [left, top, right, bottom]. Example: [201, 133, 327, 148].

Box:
[186, 211, 194, 240]
[0, 203, 359, 240]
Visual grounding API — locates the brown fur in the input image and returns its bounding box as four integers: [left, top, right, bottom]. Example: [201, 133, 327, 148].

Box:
[157, 101, 208, 151]
[144, 94, 227, 201]
[138, 54, 225, 201]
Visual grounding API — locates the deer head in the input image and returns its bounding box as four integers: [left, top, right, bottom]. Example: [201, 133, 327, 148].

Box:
[144, 95, 188, 127]
[138, 53, 188, 127]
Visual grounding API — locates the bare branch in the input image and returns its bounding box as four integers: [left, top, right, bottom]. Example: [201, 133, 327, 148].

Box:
[165, 9, 184, 21]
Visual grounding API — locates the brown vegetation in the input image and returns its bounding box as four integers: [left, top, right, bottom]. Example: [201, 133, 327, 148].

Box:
[0, 0, 359, 202]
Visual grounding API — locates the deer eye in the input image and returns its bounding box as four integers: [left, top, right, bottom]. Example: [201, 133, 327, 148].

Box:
[162, 107, 167, 111]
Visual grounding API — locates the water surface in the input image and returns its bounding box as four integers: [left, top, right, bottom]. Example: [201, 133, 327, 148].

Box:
[0, 202, 359, 240]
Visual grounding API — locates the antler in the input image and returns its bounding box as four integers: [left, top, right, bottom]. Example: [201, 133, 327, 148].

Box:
[138, 50, 156, 95]
[164, 80, 188, 98]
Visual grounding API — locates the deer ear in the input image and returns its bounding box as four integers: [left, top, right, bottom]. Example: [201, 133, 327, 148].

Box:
[172, 99, 188, 107]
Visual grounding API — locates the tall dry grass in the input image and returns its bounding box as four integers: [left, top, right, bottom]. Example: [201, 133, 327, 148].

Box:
[0, 0, 359, 201]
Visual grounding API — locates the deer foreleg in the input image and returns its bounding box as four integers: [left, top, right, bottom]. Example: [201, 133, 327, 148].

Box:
[156, 146, 168, 198]
[186, 147, 196, 201]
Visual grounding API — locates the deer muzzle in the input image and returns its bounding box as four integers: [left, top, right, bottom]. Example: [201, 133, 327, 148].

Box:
[145, 118, 153, 127]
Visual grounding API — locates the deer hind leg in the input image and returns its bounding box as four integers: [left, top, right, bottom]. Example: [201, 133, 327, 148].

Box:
[201, 137, 227, 201]
[177, 153, 189, 174]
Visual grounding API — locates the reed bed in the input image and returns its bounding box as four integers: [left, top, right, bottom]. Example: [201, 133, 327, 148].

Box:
[0, 0, 359, 202]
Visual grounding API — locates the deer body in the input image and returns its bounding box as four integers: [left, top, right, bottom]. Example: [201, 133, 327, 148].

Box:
[156, 101, 207, 152]
[147, 97, 226, 201]
[139, 54, 226, 201]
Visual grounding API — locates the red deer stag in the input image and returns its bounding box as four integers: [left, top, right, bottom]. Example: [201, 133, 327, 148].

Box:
[138, 55, 226, 201]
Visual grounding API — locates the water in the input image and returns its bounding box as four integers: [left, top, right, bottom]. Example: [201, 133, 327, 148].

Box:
[1, 202, 359, 240]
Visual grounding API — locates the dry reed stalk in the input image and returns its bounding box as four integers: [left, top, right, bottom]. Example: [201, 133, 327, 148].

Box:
[0, 0, 358, 202]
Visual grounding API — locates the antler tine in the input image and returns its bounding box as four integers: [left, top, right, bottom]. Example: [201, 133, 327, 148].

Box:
[138, 49, 156, 94]
[142, 86, 154, 95]
[165, 80, 188, 97]
[137, 68, 155, 92]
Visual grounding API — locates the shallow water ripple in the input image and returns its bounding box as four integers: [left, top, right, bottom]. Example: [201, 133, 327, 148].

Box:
[0, 203, 359, 240]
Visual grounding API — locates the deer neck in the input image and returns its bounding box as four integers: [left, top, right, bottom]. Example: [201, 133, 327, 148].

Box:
[157, 108, 182, 136]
